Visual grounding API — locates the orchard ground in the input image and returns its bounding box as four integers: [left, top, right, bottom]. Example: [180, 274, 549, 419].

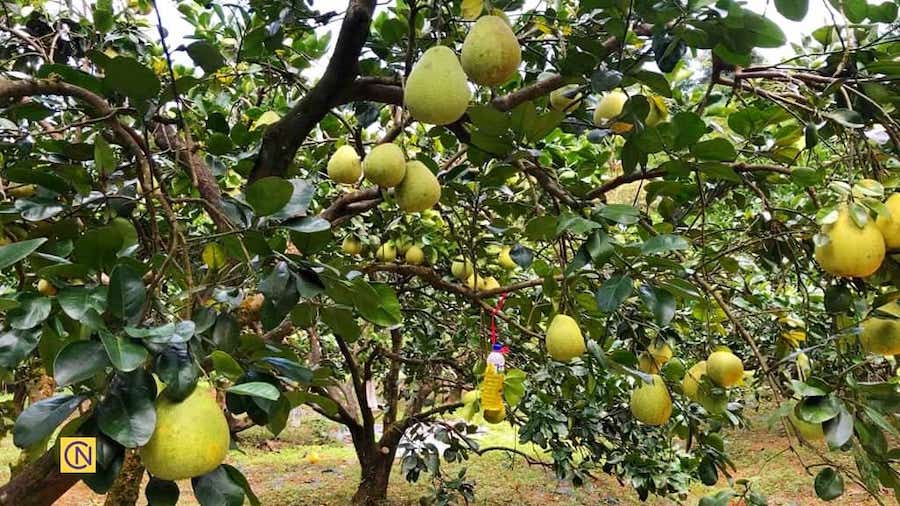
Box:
[2, 406, 884, 505]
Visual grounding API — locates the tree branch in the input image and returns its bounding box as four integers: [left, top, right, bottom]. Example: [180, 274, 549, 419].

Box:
[249, 0, 378, 182]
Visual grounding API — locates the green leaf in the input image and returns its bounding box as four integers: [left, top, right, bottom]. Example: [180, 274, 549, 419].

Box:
[13, 394, 86, 448]
[280, 216, 331, 234]
[814, 467, 844, 501]
[671, 112, 707, 149]
[93, 7, 114, 32]
[269, 179, 315, 220]
[108, 265, 146, 324]
[262, 357, 313, 384]
[824, 109, 865, 129]
[692, 138, 737, 161]
[99, 330, 148, 372]
[742, 11, 787, 48]
[591, 69, 623, 93]
[97, 370, 157, 447]
[632, 70, 672, 98]
[54, 340, 111, 386]
[74, 226, 123, 270]
[227, 382, 280, 401]
[320, 306, 361, 341]
[0, 328, 42, 369]
[7, 295, 52, 329]
[525, 216, 559, 240]
[223, 464, 261, 506]
[797, 395, 841, 423]
[0, 238, 46, 270]
[843, 0, 868, 22]
[596, 275, 633, 312]
[100, 56, 160, 103]
[185, 41, 226, 74]
[823, 405, 853, 447]
[510, 244, 534, 268]
[468, 106, 510, 136]
[637, 285, 676, 326]
[206, 133, 233, 155]
[775, 0, 808, 20]
[125, 321, 195, 344]
[868, 1, 897, 22]
[94, 135, 116, 175]
[641, 234, 689, 255]
[246, 177, 294, 217]
[210, 351, 244, 381]
[597, 204, 640, 224]
[156, 344, 200, 402]
[192, 466, 245, 506]
[145, 477, 180, 506]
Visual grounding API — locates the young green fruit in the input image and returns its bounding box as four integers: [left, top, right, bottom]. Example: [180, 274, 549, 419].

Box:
[498, 246, 517, 270]
[451, 258, 474, 280]
[460, 15, 521, 86]
[327, 145, 362, 184]
[815, 206, 885, 278]
[859, 317, 900, 356]
[139, 386, 230, 480]
[375, 243, 397, 262]
[404, 46, 471, 125]
[545, 314, 586, 362]
[706, 350, 744, 388]
[363, 143, 406, 187]
[592, 91, 628, 125]
[405, 245, 425, 265]
[342, 236, 363, 256]
[788, 408, 825, 442]
[549, 84, 582, 112]
[396, 161, 441, 212]
[876, 193, 900, 249]
[630, 375, 673, 425]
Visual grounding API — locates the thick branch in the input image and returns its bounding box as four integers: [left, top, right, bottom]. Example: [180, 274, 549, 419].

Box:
[249, 0, 377, 182]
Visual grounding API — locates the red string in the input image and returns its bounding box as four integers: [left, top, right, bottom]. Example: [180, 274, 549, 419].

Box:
[489, 292, 509, 347]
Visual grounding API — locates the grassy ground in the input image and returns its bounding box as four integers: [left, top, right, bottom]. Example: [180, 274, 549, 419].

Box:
[0, 406, 888, 505]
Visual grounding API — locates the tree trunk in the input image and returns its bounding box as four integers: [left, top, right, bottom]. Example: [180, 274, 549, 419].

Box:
[103, 451, 144, 506]
[0, 448, 79, 506]
[351, 453, 393, 506]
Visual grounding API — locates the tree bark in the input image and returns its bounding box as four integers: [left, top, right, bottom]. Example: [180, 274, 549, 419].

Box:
[351, 449, 394, 506]
[103, 451, 144, 506]
[0, 448, 79, 506]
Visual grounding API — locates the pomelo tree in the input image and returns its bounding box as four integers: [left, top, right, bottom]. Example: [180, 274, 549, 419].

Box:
[0, 0, 898, 505]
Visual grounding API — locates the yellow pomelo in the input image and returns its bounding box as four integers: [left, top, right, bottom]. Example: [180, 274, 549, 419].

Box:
[342, 236, 362, 256]
[375, 243, 397, 262]
[363, 143, 406, 188]
[876, 193, 900, 249]
[483, 405, 505, 424]
[815, 206, 885, 278]
[645, 95, 669, 127]
[404, 46, 471, 125]
[452, 258, 474, 280]
[648, 340, 673, 365]
[405, 245, 425, 265]
[466, 273, 488, 291]
[498, 246, 517, 270]
[546, 314, 586, 362]
[707, 351, 744, 388]
[788, 409, 825, 442]
[139, 386, 230, 480]
[37, 279, 57, 296]
[593, 91, 627, 125]
[482, 276, 500, 292]
[460, 16, 521, 86]
[682, 361, 707, 401]
[549, 84, 582, 112]
[638, 353, 661, 374]
[859, 317, 900, 356]
[327, 145, 362, 184]
[630, 375, 673, 425]
[396, 161, 441, 212]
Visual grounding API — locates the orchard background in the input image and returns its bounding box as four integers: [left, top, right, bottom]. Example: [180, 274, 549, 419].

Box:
[0, 0, 898, 505]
